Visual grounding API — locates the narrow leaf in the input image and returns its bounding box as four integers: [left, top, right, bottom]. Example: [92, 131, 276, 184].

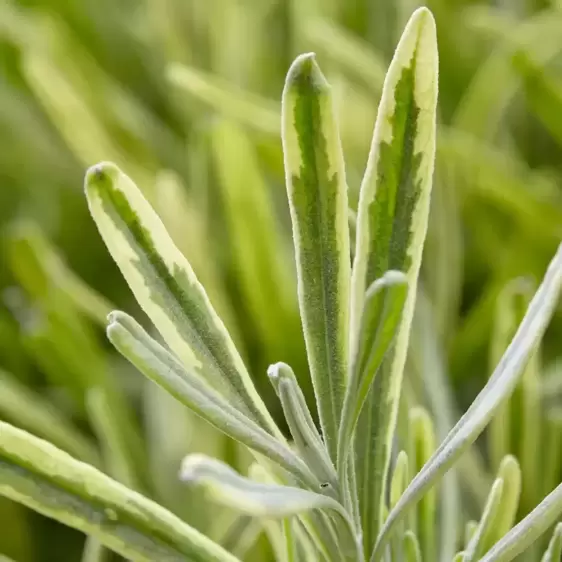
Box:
[180, 455, 360, 562]
[390, 450, 410, 562]
[106, 311, 318, 489]
[268, 363, 337, 491]
[180, 454, 344, 520]
[249, 464, 321, 562]
[488, 279, 541, 514]
[390, 451, 409, 509]
[542, 416, 562, 499]
[372, 242, 562, 562]
[541, 523, 562, 562]
[350, 8, 438, 553]
[489, 456, 521, 547]
[0, 421, 238, 562]
[464, 478, 505, 562]
[218, 516, 262, 559]
[7, 222, 113, 326]
[282, 52, 351, 461]
[337, 271, 408, 472]
[479, 482, 562, 562]
[409, 407, 436, 562]
[402, 531, 422, 562]
[85, 162, 278, 437]
[465, 521, 478, 548]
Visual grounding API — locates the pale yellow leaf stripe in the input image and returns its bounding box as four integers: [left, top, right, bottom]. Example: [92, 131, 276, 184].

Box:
[85, 162, 280, 437]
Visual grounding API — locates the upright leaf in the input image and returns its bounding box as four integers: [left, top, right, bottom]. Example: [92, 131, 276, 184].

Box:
[409, 407, 436, 562]
[337, 271, 408, 473]
[86, 388, 139, 490]
[282, 52, 351, 460]
[488, 279, 541, 514]
[479, 482, 562, 562]
[402, 531, 422, 562]
[541, 523, 562, 562]
[81, 537, 108, 562]
[488, 456, 522, 548]
[0, 422, 238, 562]
[349, 8, 438, 552]
[268, 363, 337, 490]
[464, 478, 504, 562]
[85, 162, 279, 437]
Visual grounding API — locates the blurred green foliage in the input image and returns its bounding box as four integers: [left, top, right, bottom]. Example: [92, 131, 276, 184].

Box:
[0, 0, 562, 560]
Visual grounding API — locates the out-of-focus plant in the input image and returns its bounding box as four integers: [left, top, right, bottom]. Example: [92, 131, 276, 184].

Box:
[1, 8, 562, 562]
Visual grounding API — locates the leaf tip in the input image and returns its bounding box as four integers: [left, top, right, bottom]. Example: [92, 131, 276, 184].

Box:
[84, 161, 120, 194]
[267, 362, 293, 382]
[179, 453, 205, 483]
[284, 52, 329, 97]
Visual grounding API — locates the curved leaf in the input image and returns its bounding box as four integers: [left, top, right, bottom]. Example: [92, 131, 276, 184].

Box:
[106, 311, 318, 489]
[0, 421, 238, 562]
[402, 531, 421, 562]
[85, 162, 279, 437]
[372, 242, 562, 562]
[180, 455, 361, 562]
[409, 407, 436, 562]
[180, 454, 344, 519]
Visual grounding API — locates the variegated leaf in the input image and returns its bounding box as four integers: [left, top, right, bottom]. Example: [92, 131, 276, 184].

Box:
[282, 53, 351, 461]
[85, 162, 279, 437]
[0, 422, 238, 562]
[349, 8, 438, 553]
[337, 271, 407, 474]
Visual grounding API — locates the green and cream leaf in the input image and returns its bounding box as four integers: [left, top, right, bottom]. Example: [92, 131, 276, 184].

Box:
[282, 53, 351, 461]
[0, 422, 238, 562]
[85, 162, 278, 437]
[350, 7, 438, 553]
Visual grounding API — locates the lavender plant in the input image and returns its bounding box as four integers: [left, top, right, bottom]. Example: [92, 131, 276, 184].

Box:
[0, 8, 561, 562]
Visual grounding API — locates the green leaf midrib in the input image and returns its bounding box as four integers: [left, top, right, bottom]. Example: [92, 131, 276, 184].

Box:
[357, 56, 423, 555]
[291, 68, 345, 460]
[367, 63, 421, 283]
[96, 178, 268, 429]
[0, 458, 199, 561]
